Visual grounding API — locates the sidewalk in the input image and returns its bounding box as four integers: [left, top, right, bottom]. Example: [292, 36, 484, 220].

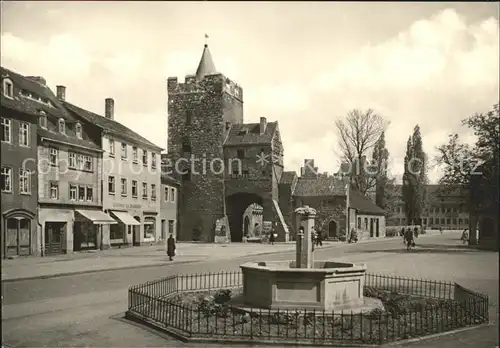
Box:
[0, 233, 434, 282]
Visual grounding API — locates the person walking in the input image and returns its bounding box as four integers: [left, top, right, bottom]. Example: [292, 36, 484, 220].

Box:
[167, 234, 176, 261]
[461, 229, 469, 244]
[316, 230, 323, 247]
[269, 230, 276, 245]
[405, 228, 414, 251]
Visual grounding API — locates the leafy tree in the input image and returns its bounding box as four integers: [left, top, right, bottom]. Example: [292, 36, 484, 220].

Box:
[334, 109, 390, 195]
[402, 125, 428, 225]
[435, 103, 500, 210]
[372, 132, 398, 216]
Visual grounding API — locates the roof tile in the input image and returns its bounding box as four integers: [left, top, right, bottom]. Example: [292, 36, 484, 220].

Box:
[293, 176, 349, 196]
[224, 122, 277, 146]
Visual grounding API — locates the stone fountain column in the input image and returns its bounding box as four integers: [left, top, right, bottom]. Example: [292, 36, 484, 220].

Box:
[294, 206, 317, 269]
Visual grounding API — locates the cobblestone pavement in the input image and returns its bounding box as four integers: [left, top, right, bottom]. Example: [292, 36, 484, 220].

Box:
[2, 232, 497, 348]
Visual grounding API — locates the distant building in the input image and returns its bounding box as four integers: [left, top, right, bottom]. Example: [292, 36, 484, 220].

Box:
[63, 96, 163, 247]
[1, 67, 39, 258]
[387, 184, 469, 229]
[160, 174, 180, 241]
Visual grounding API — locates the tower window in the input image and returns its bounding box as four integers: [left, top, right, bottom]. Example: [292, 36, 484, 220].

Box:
[237, 149, 244, 159]
[182, 138, 191, 153]
[186, 109, 192, 125]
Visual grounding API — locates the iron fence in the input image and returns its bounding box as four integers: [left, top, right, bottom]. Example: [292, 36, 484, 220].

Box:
[127, 271, 489, 345]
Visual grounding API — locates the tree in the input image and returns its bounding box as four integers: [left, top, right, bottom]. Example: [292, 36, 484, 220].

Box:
[435, 103, 500, 208]
[373, 132, 389, 208]
[402, 125, 428, 225]
[335, 109, 390, 194]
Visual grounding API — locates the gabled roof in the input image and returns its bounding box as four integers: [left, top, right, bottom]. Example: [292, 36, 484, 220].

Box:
[224, 122, 277, 146]
[195, 44, 217, 80]
[293, 176, 349, 196]
[161, 173, 181, 186]
[349, 188, 385, 215]
[63, 101, 163, 152]
[1, 66, 70, 120]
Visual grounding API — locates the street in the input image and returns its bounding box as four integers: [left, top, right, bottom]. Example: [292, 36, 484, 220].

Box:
[2, 232, 498, 347]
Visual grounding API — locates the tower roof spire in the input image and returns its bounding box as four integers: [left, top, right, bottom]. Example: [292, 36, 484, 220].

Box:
[195, 34, 217, 80]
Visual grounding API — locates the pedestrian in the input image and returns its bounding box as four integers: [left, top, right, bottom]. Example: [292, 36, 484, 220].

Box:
[349, 228, 358, 243]
[405, 228, 414, 251]
[461, 229, 469, 244]
[316, 231, 323, 246]
[269, 230, 275, 245]
[167, 234, 176, 261]
[413, 226, 419, 238]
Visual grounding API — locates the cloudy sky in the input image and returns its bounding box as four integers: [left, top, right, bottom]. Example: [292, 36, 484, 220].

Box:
[1, 1, 498, 183]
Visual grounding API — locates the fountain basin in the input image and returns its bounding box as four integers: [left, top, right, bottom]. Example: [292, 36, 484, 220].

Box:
[240, 261, 367, 311]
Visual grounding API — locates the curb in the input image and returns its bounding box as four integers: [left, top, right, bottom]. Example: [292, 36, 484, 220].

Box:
[380, 323, 493, 346]
[0, 235, 425, 283]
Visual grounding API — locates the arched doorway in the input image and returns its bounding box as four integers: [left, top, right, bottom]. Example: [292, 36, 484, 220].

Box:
[133, 216, 141, 246]
[328, 220, 337, 239]
[226, 193, 263, 242]
[3, 209, 35, 257]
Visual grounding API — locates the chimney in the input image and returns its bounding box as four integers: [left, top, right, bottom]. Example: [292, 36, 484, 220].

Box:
[259, 117, 267, 135]
[105, 98, 114, 120]
[56, 85, 66, 101]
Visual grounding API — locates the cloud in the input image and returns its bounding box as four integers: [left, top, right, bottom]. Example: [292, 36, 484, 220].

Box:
[246, 83, 310, 115]
[103, 50, 144, 78]
[1, 33, 92, 80]
[303, 8, 499, 183]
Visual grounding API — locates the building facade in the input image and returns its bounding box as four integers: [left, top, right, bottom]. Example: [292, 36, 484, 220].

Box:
[36, 84, 115, 255]
[1, 68, 39, 258]
[64, 96, 163, 247]
[387, 184, 469, 230]
[160, 174, 180, 240]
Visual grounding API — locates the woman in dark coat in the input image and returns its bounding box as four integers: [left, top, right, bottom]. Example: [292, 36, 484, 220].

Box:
[404, 228, 414, 251]
[167, 234, 176, 261]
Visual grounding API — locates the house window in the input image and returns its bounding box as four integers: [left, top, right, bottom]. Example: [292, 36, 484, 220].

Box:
[108, 176, 115, 194]
[1, 167, 12, 192]
[186, 109, 192, 125]
[446, 218, 451, 225]
[69, 184, 77, 200]
[50, 182, 59, 199]
[458, 218, 463, 225]
[49, 147, 58, 165]
[357, 217, 361, 229]
[164, 187, 169, 201]
[58, 118, 65, 134]
[237, 149, 245, 159]
[18, 122, 30, 147]
[1, 117, 11, 143]
[76, 154, 84, 170]
[84, 155, 92, 171]
[151, 153, 157, 169]
[151, 184, 156, 201]
[68, 153, 76, 168]
[39, 111, 47, 129]
[109, 138, 115, 156]
[19, 169, 31, 194]
[78, 185, 85, 201]
[429, 218, 433, 225]
[465, 218, 469, 224]
[132, 180, 138, 197]
[452, 218, 457, 225]
[170, 187, 176, 203]
[440, 218, 445, 224]
[364, 218, 368, 230]
[121, 178, 127, 196]
[132, 146, 138, 163]
[86, 186, 93, 201]
[142, 150, 148, 166]
[422, 218, 427, 225]
[121, 143, 127, 159]
[142, 182, 148, 199]
[75, 123, 82, 139]
[168, 220, 175, 235]
[3, 78, 13, 98]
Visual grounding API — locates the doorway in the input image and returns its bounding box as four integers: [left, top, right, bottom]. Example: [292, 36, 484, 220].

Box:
[5, 218, 31, 257]
[375, 219, 380, 237]
[133, 216, 141, 246]
[369, 219, 374, 237]
[328, 220, 338, 239]
[45, 222, 65, 255]
[244, 216, 250, 239]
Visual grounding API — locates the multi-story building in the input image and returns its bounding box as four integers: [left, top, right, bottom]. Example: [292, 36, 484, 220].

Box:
[1, 67, 39, 258]
[387, 184, 469, 229]
[36, 84, 115, 255]
[63, 95, 163, 247]
[160, 174, 180, 240]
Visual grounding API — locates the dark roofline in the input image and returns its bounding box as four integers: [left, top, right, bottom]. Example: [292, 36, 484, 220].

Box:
[64, 101, 163, 152]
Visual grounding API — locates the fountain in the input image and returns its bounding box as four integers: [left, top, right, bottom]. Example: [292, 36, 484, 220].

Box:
[238, 206, 382, 312]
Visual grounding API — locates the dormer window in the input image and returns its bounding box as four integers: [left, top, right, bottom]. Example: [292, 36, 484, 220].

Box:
[39, 111, 47, 129]
[58, 118, 65, 134]
[75, 123, 82, 139]
[237, 129, 247, 136]
[3, 78, 13, 99]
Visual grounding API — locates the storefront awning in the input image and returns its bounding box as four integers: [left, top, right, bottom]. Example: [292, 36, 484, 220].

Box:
[111, 211, 141, 226]
[76, 210, 117, 225]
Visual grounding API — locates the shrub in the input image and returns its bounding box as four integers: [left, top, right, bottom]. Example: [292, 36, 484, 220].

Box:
[214, 289, 232, 305]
